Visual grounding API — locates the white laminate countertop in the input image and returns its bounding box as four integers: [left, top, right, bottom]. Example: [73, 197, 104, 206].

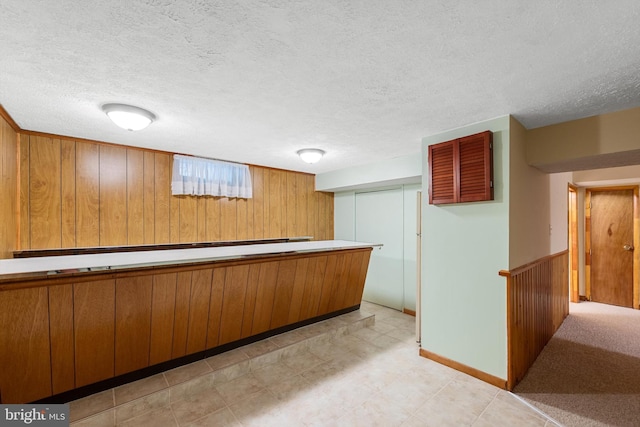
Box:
[0, 240, 381, 278]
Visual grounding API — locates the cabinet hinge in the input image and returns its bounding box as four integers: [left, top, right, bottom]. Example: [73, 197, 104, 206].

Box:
[490, 180, 493, 188]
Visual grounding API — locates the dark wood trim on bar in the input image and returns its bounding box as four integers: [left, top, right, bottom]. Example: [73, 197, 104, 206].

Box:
[13, 236, 312, 258]
[419, 348, 506, 389]
[33, 305, 359, 404]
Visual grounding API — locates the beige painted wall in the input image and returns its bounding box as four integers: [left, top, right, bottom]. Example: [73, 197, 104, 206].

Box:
[509, 117, 552, 269]
[527, 107, 640, 169]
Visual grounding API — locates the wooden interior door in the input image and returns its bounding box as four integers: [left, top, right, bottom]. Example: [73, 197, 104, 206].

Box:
[590, 189, 634, 307]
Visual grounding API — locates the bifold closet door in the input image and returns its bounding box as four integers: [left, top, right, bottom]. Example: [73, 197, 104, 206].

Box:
[355, 188, 404, 310]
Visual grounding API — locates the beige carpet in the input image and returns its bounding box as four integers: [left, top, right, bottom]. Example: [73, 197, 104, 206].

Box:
[514, 301, 640, 427]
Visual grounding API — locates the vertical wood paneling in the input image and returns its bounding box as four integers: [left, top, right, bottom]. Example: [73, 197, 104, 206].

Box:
[186, 269, 212, 354]
[268, 170, 284, 238]
[0, 287, 51, 403]
[19, 135, 30, 250]
[288, 257, 309, 323]
[299, 256, 326, 320]
[18, 135, 331, 252]
[236, 198, 248, 240]
[29, 136, 61, 249]
[220, 198, 237, 241]
[241, 264, 261, 338]
[252, 167, 265, 239]
[271, 259, 297, 329]
[344, 251, 366, 306]
[502, 251, 569, 390]
[154, 153, 171, 244]
[76, 142, 100, 247]
[246, 182, 255, 238]
[179, 196, 198, 243]
[0, 116, 18, 258]
[169, 190, 181, 244]
[99, 145, 127, 246]
[60, 140, 76, 248]
[206, 268, 226, 349]
[126, 149, 145, 245]
[149, 273, 177, 365]
[251, 261, 280, 335]
[115, 276, 153, 376]
[219, 265, 250, 345]
[143, 151, 156, 244]
[331, 252, 352, 311]
[307, 176, 318, 240]
[205, 197, 221, 242]
[49, 284, 75, 395]
[74, 279, 115, 387]
[351, 250, 371, 306]
[172, 271, 192, 358]
[286, 172, 297, 237]
[296, 173, 308, 237]
[197, 198, 207, 241]
[317, 254, 338, 314]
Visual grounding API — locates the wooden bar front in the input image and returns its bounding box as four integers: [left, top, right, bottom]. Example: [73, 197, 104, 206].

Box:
[0, 245, 372, 404]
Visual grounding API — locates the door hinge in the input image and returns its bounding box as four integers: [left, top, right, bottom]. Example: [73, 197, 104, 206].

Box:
[490, 180, 493, 188]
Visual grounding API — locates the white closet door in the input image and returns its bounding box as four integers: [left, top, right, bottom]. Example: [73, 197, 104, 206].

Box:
[355, 188, 404, 310]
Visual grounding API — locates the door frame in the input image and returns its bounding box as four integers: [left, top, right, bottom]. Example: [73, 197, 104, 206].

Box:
[585, 185, 639, 309]
[568, 184, 579, 303]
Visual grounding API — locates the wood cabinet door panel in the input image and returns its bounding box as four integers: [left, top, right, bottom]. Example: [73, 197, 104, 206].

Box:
[270, 259, 297, 329]
[317, 254, 339, 315]
[49, 284, 75, 395]
[206, 268, 226, 348]
[252, 262, 280, 335]
[241, 264, 261, 338]
[115, 276, 153, 375]
[150, 273, 177, 365]
[299, 257, 325, 320]
[219, 265, 250, 345]
[344, 251, 365, 308]
[0, 287, 51, 403]
[287, 258, 309, 324]
[172, 271, 192, 358]
[74, 280, 115, 387]
[186, 269, 213, 354]
[330, 253, 352, 311]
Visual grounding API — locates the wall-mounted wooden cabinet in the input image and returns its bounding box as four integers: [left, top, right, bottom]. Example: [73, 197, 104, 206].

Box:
[428, 131, 493, 205]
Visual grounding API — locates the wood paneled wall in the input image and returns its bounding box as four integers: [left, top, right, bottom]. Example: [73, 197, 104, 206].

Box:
[18, 133, 333, 251]
[0, 115, 18, 259]
[500, 251, 569, 390]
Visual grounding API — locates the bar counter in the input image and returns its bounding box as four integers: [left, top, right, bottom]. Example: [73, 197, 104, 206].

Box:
[0, 240, 378, 404]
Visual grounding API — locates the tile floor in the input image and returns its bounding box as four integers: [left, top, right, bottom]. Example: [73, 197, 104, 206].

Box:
[69, 301, 560, 426]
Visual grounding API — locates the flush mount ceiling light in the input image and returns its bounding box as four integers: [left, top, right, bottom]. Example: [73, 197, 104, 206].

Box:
[297, 148, 325, 164]
[102, 103, 156, 131]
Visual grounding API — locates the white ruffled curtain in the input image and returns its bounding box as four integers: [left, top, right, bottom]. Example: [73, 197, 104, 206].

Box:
[171, 154, 253, 198]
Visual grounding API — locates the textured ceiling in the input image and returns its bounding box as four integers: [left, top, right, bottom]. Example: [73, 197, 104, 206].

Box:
[1, 1, 639, 174]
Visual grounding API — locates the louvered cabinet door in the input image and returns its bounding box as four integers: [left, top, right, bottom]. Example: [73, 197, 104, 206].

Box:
[428, 140, 457, 204]
[458, 131, 493, 202]
[428, 131, 493, 205]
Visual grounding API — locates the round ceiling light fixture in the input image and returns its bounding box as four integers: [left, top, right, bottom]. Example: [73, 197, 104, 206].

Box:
[297, 148, 325, 164]
[102, 103, 156, 131]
